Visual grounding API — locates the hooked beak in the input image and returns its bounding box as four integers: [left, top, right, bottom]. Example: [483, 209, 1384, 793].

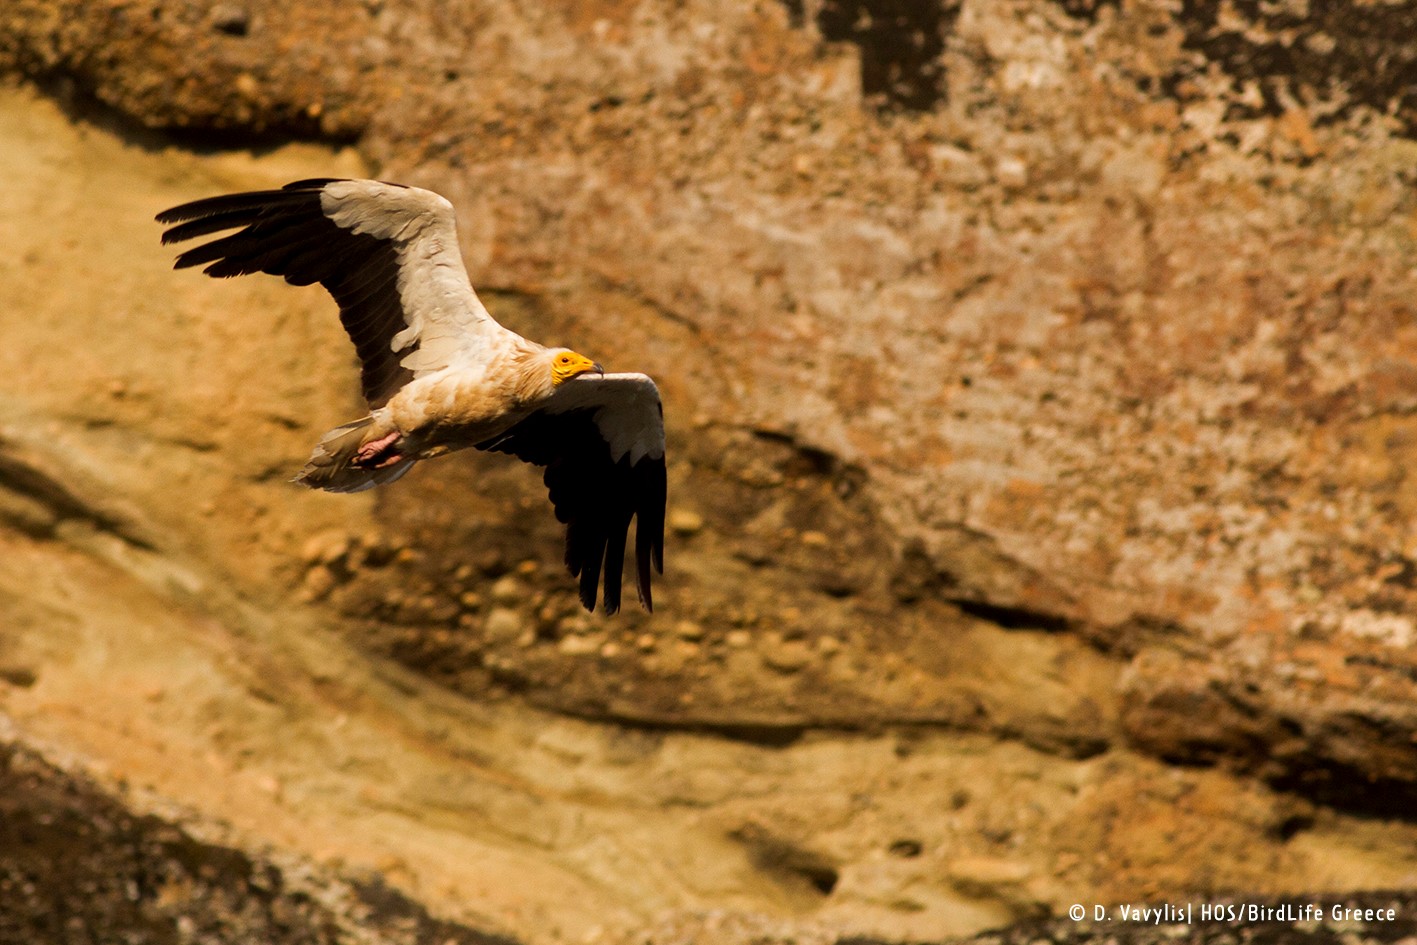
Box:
[591, 363, 605, 376]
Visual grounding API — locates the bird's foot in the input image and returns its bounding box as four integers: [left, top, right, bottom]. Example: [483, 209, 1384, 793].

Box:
[354, 431, 405, 469]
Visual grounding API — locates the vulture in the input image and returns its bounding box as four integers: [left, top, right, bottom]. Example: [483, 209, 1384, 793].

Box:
[157, 178, 665, 614]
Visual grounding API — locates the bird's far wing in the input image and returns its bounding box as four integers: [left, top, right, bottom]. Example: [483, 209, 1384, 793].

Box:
[476, 373, 666, 615]
[157, 178, 509, 408]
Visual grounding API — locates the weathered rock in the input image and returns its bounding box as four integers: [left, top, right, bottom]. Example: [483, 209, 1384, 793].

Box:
[0, 739, 514, 945]
[4, 0, 1417, 941]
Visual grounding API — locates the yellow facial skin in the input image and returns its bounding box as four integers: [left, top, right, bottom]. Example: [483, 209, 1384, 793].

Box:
[551, 350, 604, 385]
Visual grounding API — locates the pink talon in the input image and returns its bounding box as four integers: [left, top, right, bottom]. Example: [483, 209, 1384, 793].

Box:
[354, 430, 403, 467]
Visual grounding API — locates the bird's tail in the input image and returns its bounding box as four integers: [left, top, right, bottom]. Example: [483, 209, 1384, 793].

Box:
[293, 417, 416, 494]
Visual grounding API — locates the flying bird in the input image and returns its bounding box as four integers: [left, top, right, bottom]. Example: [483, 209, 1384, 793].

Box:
[157, 178, 665, 614]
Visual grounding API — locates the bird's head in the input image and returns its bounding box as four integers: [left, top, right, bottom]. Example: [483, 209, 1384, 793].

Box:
[551, 349, 604, 386]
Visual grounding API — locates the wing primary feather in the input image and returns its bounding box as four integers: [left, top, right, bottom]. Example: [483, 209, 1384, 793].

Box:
[178, 219, 317, 272]
[252, 235, 340, 282]
[204, 255, 267, 279]
[601, 508, 630, 616]
[281, 177, 345, 192]
[160, 209, 269, 244]
[156, 187, 321, 225]
[634, 456, 667, 609]
[567, 520, 608, 613]
[173, 231, 257, 269]
[480, 403, 663, 614]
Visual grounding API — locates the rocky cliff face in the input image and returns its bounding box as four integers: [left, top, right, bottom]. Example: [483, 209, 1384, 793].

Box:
[3, 1, 1417, 943]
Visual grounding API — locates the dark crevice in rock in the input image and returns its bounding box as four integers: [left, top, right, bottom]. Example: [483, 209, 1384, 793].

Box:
[1056, 0, 1417, 138]
[13, 74, 343, 155]
[1265, 757, 1417, 823]
[730, 822, 840, 899]
[948, 598, 1073, 634]
[1347, 651, 1417, 684]
[14, 72, 358, 152]
[1125, 672, 1417, 822]
[890, 535, 1083, 636]
[0, 441, 154, 550]
[1269, 810, 1316, 843]
[350, 876, 521, 945]
[709, 722, 808, 747]
[1052, 0, 1113, 18]
[803, 0, 962, 111]
[1174, 0, 1417, 135]
[1089, 614, 1197, 660]
[749, 427, 868, 499]
[557, 709, 810, 748]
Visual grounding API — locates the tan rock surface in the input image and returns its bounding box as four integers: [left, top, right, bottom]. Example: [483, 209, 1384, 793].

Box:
[3, 0, 1417, 941]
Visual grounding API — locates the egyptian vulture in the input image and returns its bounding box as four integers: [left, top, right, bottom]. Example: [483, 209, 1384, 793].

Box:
[157, 178, 665, 614]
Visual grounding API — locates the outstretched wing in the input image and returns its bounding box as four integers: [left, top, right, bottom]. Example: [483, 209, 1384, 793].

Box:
[157, 178, 511, 408]
[478, 374, 666, 615]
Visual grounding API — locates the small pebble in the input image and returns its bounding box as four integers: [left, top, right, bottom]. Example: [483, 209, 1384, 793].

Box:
[668, 508, 704, 535]
[300, 531, 348, 564]
[490, 575, 522, 605]
[483, 607, 522, 643]
[210, 4, 250, 37]
[557, 635, 599, 655]
[298, 565, 335, 601]
[762, 640, 812, 674]
[995, 155, 1028, 188]
[947, 856, 1033, 887]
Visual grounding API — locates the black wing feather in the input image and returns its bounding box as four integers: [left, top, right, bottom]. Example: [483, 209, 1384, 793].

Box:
[477, 409, 665, 615]
[157, 179, 413, 408]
